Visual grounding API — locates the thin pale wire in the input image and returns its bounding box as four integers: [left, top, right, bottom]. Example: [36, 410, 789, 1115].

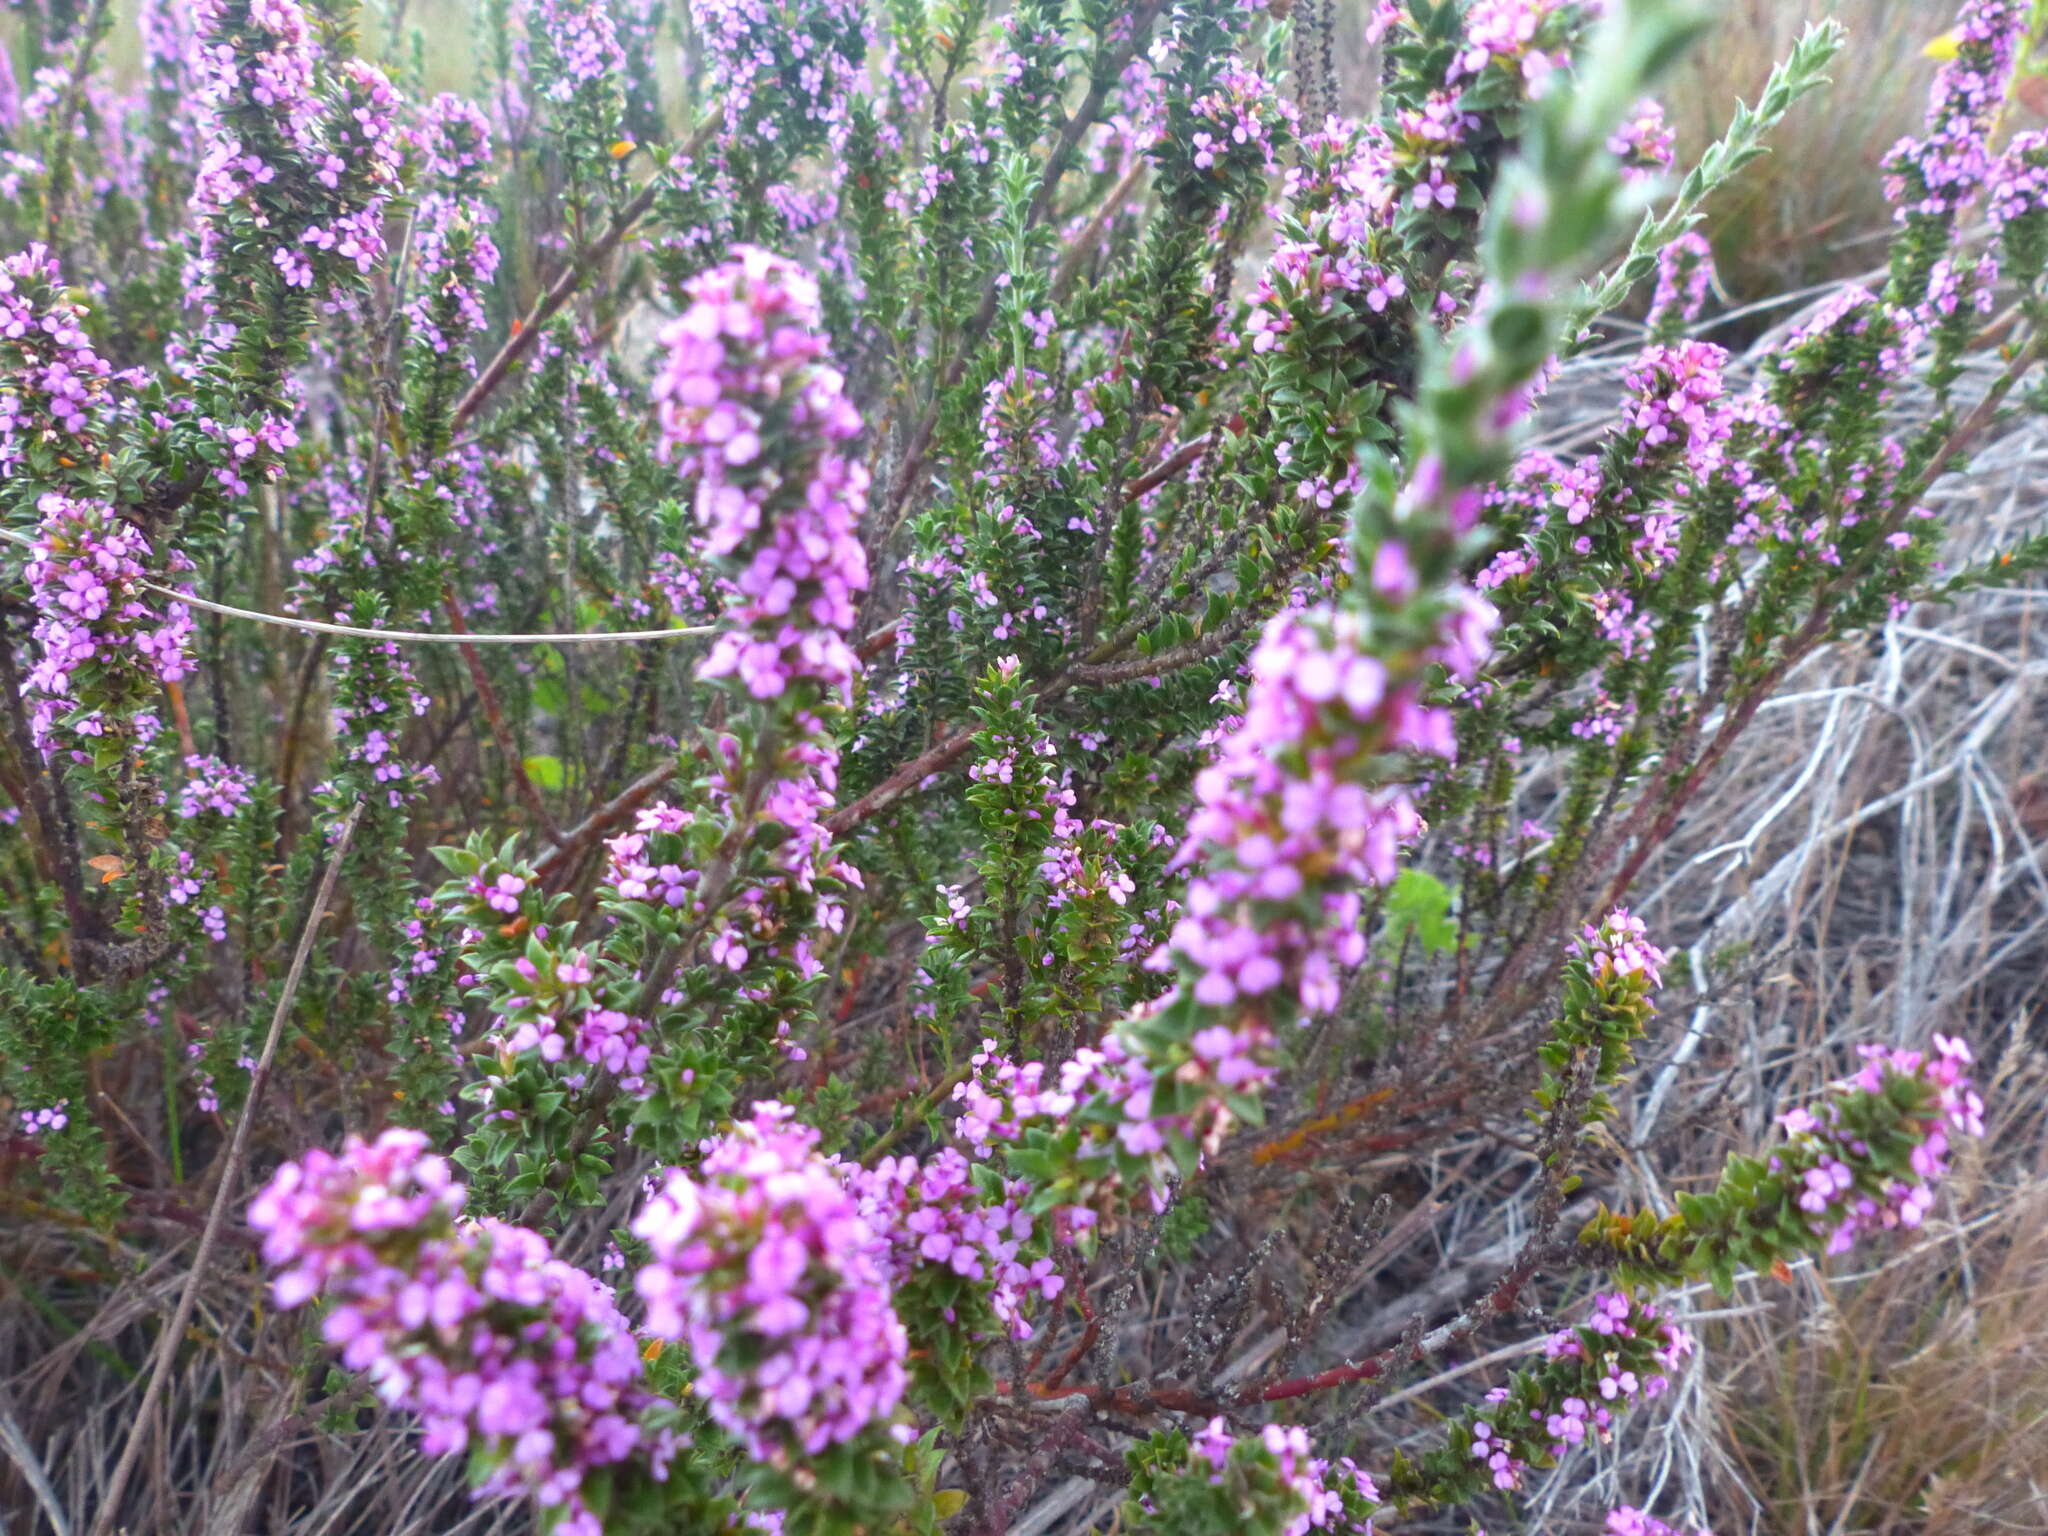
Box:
[0, 526, 715, 646]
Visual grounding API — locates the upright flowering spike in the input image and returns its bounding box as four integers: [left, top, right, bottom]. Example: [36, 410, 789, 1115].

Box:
[22, 493, 194, 753]
[1163, 602, 1470, 1022]
[324, 630, 440, 814]
[654, 245, 869, 702]
[187, 0, 404, 294]
[1645, 229, 1715, 335]
[1534, 908, 1668, 1127]
[696, 0, 870, 156]
[524, 0, 628, 107]
[633, 1102, 908, 1463]
[405, 94, 500, 361]
[645, 247, 870, 994]
[173, 0, 406, 509]
[1881, 0, 2027, 303]
[955, 583, 1496, 1210]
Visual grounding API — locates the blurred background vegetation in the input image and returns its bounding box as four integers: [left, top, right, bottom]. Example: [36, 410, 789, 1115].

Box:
[53, 0, 1958, 303]
[1659, 0, 1939, 299]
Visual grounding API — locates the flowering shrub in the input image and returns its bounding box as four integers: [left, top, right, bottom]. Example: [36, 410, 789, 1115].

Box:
[0, 0, 2038, 1533]
[250, 1129, 672, 1535]
[632, 1102, 909, 1466]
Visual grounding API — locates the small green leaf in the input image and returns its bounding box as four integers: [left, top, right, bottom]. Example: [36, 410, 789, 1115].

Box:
[1385, 869, 1460, 953]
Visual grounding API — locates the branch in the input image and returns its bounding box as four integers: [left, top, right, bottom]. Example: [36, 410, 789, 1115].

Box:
[533, 758, 680, 882]
[443, 586, 565, 846]
[1025, 0, 1167, 231]
[447, 124, 714, 438]
[1124, 432, 1213, 501]
[1563, 18, 1845, 348]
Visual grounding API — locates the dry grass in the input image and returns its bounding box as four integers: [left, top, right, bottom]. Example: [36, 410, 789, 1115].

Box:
[1705, 1130, 2048, 1534]
[1516, 305, 2048, 1534]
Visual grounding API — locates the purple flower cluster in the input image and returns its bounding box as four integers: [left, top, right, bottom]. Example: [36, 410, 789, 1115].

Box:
[1774, 1033, 1985, 1253]
[138, 0, 197, 105]
[525, 0, 627, 106]
[303, 61, 405, 277]
[1575, 907, 1667, 990]
[604, 802, 701, 912]
[1393, 94, 1478, 215]
[172, 0, 406, 516]
[1279, 122, 1396, 239]
[648, 251, 871, 999]
[1184, 1419, 1381, 1536]
[851, 1146, 1064, 1339]
[325, 638, 439, 812]
[250, 1130, 666, 1536]
[1881, 0, 2025, 227]
[178, 754, 257, 818]
[22, 493, 195, 752]
[1179, 65, 1295, 182]
[976, 367, 1062, 486]
[1923, 250, 1998, 325]
[1989, 128, 2048, 236]
[696, 0, 868, 153]
[653, 246, 869, 704]
[1619, 340, 1732, 467]
[1607, 98, 1675, 181]
[1769, 287, 1928, 412]
[1041, 804, 1140, 915]
[405, 94, 500, 357]
[17, 1101, 69, 1135]
[1481, 280, 1939, 627]
[1447, 0, 1575, 91]
[485, 943, 652, 1089]
[187, 0, 405, 290]
[0, 244, 129, 474]
[955, 1008, 1276, 1200]
[929, 577, 1496, 1212]
[647, 752, 858, 991]
[1161, 599, 1485, 1019]
[1645, 231, 1715, 331]
[632, 1102, 908, 1463]
[1390, 3, 1598, 218]
[1246, 234, 1408, 356]
[1467, 1293, 1693, 1491]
